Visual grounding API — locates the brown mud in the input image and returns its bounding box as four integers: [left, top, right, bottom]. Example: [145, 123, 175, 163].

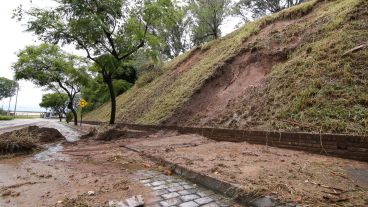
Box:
[126, 132, 368, 206]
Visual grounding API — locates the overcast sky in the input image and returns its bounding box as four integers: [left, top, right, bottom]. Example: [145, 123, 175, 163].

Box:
[0, 0, 240, 112]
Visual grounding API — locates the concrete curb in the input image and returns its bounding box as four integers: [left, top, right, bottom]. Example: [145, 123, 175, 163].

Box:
[122, 146, 295, 207]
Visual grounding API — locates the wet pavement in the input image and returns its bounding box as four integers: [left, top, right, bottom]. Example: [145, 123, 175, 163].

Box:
[0, 118, 81, 141]
[0, 119, 240, 206]
[135, 170, 234, 207]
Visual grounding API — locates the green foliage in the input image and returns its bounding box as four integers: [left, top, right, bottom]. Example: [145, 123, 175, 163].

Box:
[190, 0, 231, 45]
[234, 0, 306, 21]
[40, 93, 68, 120]
[0, 77, 18, 100]
[13, 43, 89, 125]
[82, 77, 133, 113]
[13, 44, 89, 90]
[66, 111, 73, 124]
[85, 0, 368, 134]
[16, 0, 176, 124]
[0, 116, 14, 121]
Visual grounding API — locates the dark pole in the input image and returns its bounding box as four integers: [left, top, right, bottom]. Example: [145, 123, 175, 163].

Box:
[80, 107, 83, 126]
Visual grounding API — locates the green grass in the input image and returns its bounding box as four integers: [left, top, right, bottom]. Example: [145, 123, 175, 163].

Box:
[228, 0, 368, 134]
[0, 116, 14, 121]
[85, 0, 368, 134]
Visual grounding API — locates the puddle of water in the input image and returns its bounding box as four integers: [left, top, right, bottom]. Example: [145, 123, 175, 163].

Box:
[34, 143, 68, 161]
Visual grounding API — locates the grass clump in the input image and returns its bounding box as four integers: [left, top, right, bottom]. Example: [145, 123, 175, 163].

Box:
[0, 116, 14, 121]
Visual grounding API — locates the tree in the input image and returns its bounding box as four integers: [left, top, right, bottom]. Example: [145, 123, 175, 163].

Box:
[82, 63, 134, 113]
[189, 0, 231, 45]
[0, 77, 18, 100]
[16, 0, 174, 124]
[234, 0, 305, 20]
[40, 93, 68, 122]
[12, 44, 89, 125]
[155, 2, 193, 59]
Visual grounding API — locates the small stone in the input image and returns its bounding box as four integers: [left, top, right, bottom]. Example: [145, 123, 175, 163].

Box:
[126, 195, 144, 207]
[154, 189, 169, 196]
[197, 190, 215, 197]
[179, 201, 199, 207]
[159, 198, 180, 207]
[178, 189, 196, 195]
[252, 196, 274, 207]
[183, 184, 194, 189]
[152, 185, 167, 190]
[87, 191, 95, 196]
[161, 192, 180, 199]
[168, 186, 184, 192]
[195, 197, 213, 205]
[151, 181, 166, 186]
[202, 202, 220, 207]
[140, 179, 151, 184]
[181, 194, 200, 202]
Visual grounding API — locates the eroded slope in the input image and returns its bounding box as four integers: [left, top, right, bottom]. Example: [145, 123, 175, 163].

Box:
[86, 0, 368, 134]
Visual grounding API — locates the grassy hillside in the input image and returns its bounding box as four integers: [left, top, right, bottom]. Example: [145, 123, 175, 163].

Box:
[85, 0, 368, 134]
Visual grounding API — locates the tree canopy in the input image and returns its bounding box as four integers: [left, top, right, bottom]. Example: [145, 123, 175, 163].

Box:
[234, 0, 305, 21]
[39, 93, 68, 121]
[189, 0, 231, 45]
[12, 43, 89, 125]
[0, 77, 18, 100]
[16, 0, 176, 124]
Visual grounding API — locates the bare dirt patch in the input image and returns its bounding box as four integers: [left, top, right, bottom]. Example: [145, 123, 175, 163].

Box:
[0, 138, 157, 207]
[0, 126, 65, 156]
[126, 133, 368, 206]
[165, 20, 298, 126]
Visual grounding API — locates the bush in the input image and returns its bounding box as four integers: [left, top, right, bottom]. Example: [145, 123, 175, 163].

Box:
[66, 112, 73, 123]
[0, 116, 13, 121]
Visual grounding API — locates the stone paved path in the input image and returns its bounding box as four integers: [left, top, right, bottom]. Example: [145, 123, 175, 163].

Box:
[135, 170, 235, 207]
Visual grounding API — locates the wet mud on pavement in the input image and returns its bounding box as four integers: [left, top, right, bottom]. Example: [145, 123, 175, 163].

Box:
[0, 120, 240, 207]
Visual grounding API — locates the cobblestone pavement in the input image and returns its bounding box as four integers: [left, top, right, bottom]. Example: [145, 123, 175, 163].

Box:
[135, 170, 236, 207]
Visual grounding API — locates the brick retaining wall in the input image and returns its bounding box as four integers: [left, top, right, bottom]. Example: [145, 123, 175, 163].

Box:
[85, 121, 368, 162]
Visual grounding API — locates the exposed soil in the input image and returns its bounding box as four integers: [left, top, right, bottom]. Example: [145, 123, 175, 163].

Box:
[126, 132, 368, 206]
[0, 126, 65, 155]
[164, 19, 299, 126]
[0, 138, 157, 207]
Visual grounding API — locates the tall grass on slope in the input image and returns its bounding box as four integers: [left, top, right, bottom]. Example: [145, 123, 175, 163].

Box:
[235, 0, 368, 134]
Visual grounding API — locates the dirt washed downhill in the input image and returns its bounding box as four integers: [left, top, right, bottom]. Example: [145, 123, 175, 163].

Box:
[125, 131, 368, 206]
[0, 120, 239, 207]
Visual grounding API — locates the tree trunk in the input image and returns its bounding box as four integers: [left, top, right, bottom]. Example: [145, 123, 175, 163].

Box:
[68, 101, 78, 125]
[59, 115, 62, 122]
[104, 74, 116, 125]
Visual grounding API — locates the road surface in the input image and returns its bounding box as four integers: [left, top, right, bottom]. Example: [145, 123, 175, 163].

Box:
[0, 118, 80, 141]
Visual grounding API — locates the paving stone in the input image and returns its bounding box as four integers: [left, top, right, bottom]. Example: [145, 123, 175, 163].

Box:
[140, 179, 151, 183]
[168, 185, 184, 192]
[253, 196, 274, 207]
[153, 185, 168, 190]
[197, 190, 215, 197]
[152, 181, 166, 186]
[154, 189, 169, 196]
[178, 189, 196, 196]
[181, 194, 200, 202]
[202, 202, 220, 207]
[162, 192, 180, 199]
[159, 198, 181, 207]
[194, 197, 213, 205]
[133, 170, 232, 207]
[167, 182, 181, 188]
[179, 201, 199, 207]
[183, 184, 195, 189]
